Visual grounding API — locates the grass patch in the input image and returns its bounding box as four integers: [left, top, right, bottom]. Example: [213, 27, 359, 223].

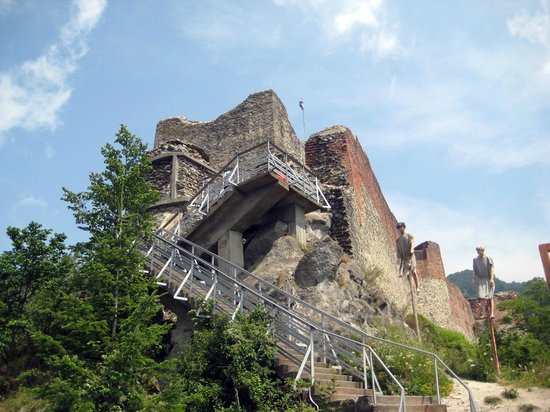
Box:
[518, 404, 539, 412]
[0, 389, 49, 412]
[483, 395, 502, 405]
[502, 387, 518, 399]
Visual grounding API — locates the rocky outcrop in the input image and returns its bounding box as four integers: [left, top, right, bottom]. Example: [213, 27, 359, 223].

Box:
[245, 212, 404, 330]
[154, 90, 304, 170]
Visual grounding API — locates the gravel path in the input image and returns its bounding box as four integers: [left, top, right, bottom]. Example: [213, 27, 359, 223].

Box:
[443, 379, 550, 411]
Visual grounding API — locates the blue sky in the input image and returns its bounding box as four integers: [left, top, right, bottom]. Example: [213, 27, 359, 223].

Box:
[1, 0, 549, 282]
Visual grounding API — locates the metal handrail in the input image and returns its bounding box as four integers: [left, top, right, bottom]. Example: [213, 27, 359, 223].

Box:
[146, 229, 477, 411]
[178, 141, 330, 237]
[147, 233, 382, 389]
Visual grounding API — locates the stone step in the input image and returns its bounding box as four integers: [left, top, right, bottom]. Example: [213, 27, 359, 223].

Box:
[361, 405, 447, 412]
[372, 395, 439, 405]
[349, 394, 447, 412]
[276, 363, 350, 377]
[314, 386, 368, 397]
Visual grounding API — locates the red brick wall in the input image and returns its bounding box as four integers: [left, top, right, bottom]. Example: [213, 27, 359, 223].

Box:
[414, 241, 446, 280]
[305, 126, 398, 254]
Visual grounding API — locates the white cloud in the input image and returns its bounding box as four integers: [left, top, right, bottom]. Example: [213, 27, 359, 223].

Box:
[274, 0, 403, 58]
[0, 0, 106, 138]
[508, 0, 550, 75]
[360, 46, 550, 171]
[18, 195, 48, 208]
[450, 136, 550, 170]
[508, 1, 550, 46]
[387, 192, 544, 282]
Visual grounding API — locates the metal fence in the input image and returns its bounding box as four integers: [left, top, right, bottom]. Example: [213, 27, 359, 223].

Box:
[145, 229, 478, 412]
[179, 141, 331, 237]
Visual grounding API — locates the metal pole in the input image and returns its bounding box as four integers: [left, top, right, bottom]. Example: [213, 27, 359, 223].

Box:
[434, 356, 441, 404]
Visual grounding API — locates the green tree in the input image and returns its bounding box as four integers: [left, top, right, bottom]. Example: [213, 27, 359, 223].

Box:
[31, 125, 168, 411]
[497, 277, 550, 386]
[150, 306, 312, 412]
[0, 222, 71, 394]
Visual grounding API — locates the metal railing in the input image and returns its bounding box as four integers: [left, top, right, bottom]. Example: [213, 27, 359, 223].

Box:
[179, 141, 331, 237]
[144, 229, 477, 411]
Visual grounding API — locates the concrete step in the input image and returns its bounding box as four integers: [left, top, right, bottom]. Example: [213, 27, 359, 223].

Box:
[313, 384, 367, 396]
[361, 405, 447, 412]
[372, 395, 439, 405]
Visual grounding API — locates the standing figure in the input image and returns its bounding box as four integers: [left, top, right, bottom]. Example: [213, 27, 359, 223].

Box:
[396, 222, 420, 293]
[472, 245, 495, 319]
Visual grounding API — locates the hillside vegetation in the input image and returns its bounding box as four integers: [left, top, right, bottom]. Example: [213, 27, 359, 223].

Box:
[447, 270, 527, 298]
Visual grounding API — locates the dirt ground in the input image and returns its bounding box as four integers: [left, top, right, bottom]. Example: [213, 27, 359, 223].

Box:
[443, 378, 550, 411]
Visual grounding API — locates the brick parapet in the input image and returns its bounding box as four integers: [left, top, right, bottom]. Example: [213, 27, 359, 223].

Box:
[414, 241, 446, 280]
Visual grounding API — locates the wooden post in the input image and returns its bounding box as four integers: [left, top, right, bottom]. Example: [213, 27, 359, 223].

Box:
[409, 274, 421, 341]
[489, 314, 500, 375]
[539, 244, 550, 292]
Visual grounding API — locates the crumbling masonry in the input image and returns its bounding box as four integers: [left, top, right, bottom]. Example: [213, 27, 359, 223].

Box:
[147, 89, 475, 338]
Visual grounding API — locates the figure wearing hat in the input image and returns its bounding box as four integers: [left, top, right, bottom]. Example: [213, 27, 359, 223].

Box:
[472, 245, 495, 319]
[396, 222, 420, 294]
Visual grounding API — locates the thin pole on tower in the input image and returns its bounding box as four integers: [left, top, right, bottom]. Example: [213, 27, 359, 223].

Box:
[299, 98, 306, 140]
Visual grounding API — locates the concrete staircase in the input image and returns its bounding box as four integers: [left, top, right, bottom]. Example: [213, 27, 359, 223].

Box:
[274, 343, 447, 411]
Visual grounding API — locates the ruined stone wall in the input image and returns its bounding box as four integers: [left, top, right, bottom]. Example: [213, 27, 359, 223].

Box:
[154, 90, 304, 170]
[175, 156, 212, 199]
[148, 140, 214, 204]
[415, 241, 474, 339]
[305, 126, 409, 310]
[149, 90, 475, 338]
[448, 280, 475, 338]
[148, 157, 172, 201]
[415, 241, 446, 280]
[306, 127, 475, 337]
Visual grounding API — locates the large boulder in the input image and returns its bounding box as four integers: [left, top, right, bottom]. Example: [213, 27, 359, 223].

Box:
[251, 235, 304, 291]
[294, 237, 343, 287]
[244, 220, 289, 270]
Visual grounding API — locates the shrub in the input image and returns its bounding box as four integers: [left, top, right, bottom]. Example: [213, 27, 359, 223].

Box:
[483, 395, 502, 405]
[367, 321, 453, 397]
[518, 404, 538, 412]
[151, 306, 313, 411]
[407, 315, 495, 382]
[502, 387, 518, 399]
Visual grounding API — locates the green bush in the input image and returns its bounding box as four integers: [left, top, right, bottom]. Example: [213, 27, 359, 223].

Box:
[502, 387, 518, 399]
[496, 278, 550, 387]
[367, 321, 454, 396]
[151, 305, 313, 411]
[483, 395, 502, 405]
[518, 404, 537, 412]
[0, 388, 49, 412]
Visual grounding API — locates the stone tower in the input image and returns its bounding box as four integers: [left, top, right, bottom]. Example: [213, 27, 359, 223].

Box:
[154, 89, 304, 170]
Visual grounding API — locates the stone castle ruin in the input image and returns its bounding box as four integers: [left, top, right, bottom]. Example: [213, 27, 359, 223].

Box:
[147, 89, 475, 339]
